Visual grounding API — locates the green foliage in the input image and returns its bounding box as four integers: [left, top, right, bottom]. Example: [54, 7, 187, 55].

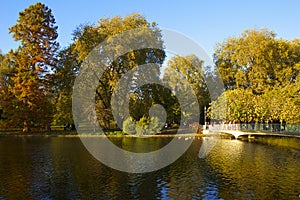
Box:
[0, 53, 15, 125]
[135, 116, 149, 136]
[122, 116, 162, 135]
[73, 13, 165, 129]
[215, 28, 300, 93]
[128, 84, 179, 123]
[123, 117, 136, 135]
[135, 125, 147, 136]
[163, 54, 210, 123]
[148, 116, 162, 134]
[2, 3, 300, 131]
[210, 28, 300, 124]
[208, 82, 300, 124]
[52, 45, 80, 125]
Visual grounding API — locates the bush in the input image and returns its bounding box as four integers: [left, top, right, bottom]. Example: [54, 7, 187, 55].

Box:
[123, 116, 163, 135]
[148, 116, 162, 134]
[136, 116, 162, 135]
[135, 116, 149, 136]
[135, 124, 147, 136]
[122, 117, 136, 135]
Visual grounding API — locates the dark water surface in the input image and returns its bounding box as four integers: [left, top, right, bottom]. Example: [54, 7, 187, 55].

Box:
[0, 136, 299, 199]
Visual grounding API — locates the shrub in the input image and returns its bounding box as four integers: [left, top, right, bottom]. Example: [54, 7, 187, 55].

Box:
[135, 124, 147, 136]
[122, 117, 136, 135]
[148, 116, 162, 134]
[135, 116, 149, 136]
[123, 116, 163, 136]
[136, 116, 162, 135]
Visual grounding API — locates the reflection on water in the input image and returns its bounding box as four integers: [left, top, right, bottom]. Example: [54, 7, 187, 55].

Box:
[0, 136, 299, 199]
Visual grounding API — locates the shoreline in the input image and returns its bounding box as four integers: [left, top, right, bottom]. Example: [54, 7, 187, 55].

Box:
[0, 132, 204, 138]
[1, 130, 299, 139]
[1, 131, 300, 150]
[0, 128, 205, 138]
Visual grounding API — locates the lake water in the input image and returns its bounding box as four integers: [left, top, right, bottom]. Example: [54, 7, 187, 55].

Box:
[0, 136, 299, 199]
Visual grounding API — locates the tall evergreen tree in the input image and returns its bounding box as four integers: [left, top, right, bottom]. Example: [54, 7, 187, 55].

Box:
[2, 3, 58, 131]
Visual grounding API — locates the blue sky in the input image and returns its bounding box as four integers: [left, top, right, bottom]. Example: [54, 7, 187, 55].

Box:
[1, 0, 300, 57]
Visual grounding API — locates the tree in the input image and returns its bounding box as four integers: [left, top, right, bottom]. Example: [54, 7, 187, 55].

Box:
[210, 28, 300, 124]
[215, 28, 300, 94]
[0, 52, 15, 123]
[2, 3, 58, 131]
[9, 2, 59, 73]
[52, 44, 80, 125]
[163, 55, 210, 124]
[8, 51, 53, 131]
[73, 14, 165, 130]
[208, 88, 256, 123]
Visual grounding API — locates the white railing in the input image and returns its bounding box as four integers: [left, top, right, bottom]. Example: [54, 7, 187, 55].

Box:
[204, 123, 300, 134]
